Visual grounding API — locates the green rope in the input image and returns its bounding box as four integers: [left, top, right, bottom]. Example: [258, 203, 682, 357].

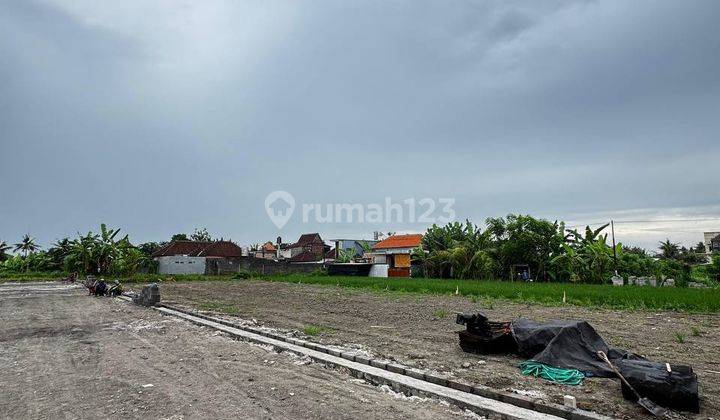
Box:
[519, 361, 585, 386]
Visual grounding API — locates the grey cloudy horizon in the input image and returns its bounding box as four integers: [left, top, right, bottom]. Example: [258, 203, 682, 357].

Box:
[1, 0, 719, 251]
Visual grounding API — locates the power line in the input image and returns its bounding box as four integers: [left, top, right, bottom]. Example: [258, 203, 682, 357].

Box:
[566, 217, 720, 229]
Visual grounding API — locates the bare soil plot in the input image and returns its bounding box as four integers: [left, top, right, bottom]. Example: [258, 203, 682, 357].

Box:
[0, 287, 478, 420]
[161, 280, 720, 419]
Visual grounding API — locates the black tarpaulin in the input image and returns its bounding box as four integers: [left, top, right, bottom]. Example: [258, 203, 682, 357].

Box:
[507, 317, 699, 412]
[511, 318, 642, 377]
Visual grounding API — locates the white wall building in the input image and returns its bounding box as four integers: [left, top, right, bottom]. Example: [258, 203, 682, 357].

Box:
[156, 255, 206, 275]
[704, 231, 720, 255]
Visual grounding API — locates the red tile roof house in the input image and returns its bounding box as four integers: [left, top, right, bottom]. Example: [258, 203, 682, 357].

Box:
[253, 241, 278, 260]
[152, 240, 244, 275]
[287, 233, 329, 263]
[370, 234, 423, 278]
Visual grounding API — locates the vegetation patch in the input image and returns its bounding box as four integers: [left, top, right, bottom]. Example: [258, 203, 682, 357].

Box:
[198, 302, 240, 315]
[433, 309, 448, 319]
[302, 325, 332, 336]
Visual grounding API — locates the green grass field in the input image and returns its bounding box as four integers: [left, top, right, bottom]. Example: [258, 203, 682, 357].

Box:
[0, 271, 69, 282]
[259, 274, 720, 313]
[2, 271, 718, 312]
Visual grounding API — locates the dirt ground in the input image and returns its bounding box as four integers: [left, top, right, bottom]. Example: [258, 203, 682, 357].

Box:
[160, 280, 720, 420]
[0, 283, 481, 420]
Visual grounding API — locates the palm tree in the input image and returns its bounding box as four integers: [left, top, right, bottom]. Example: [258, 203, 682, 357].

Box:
[658, 239, 680, 260]
[47, 238, 72, 269]
[14, 235, 40, 272]
[14, 235, 40, 258]
[0, 240, 11, 262]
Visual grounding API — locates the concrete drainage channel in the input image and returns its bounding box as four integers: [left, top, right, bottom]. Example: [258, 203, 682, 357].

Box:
[119, 296, 611, 420]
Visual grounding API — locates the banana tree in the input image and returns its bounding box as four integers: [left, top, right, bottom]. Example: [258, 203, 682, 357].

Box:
[584, 238, 621, 283]
[66, 231, 99, 273]
[551, 243, 585, 282]
[335, 248, 355, 263]
[95, 224, 129, 274]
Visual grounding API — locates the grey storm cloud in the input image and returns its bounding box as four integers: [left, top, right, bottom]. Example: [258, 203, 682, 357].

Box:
[1, 0, 719, 250]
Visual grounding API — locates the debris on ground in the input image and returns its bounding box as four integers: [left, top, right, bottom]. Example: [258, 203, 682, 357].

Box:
[82, 276, 123, 297]
[108, 280, 123, 296]
[510, 389, 547, 399]
[60, 272, 78, 283]
[378, 384, 431, 403]
[457, 312, 700, 414]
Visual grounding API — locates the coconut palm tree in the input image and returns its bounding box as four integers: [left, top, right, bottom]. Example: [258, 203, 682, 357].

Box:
[14, 235, 40, 271]
[14, 235, 40, 258]
[658, 239, 681, 260]
[46, 238, 72, 270]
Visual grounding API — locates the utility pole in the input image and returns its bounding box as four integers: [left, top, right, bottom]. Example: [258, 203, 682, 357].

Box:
[611, 220, 617, 271]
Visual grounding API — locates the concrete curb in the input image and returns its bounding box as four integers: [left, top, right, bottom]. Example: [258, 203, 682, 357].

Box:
[120, 297, 612, 420]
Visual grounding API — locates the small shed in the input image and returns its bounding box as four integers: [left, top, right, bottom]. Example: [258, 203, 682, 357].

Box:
[370, 234, 423, 278]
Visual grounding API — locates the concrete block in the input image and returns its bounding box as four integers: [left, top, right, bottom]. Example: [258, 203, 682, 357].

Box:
[448, 380, 473, 393]
[425, 374, 449, 387]
[405, 368, 426, 381]
[386, 363, 406, 375]
[148, 302, 590, 420]
[354, 355, 371, 365]
[369, 359, 387, 370]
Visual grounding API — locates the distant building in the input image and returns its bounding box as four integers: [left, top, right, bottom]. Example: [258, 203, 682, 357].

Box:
[277, 243, 292, 260]
[370, 234, 423, 278]
[324, 247, 337, 263]
[329, 238, 378, 261]
[709, 234, 720, 254]
[254, 242, 277, 260]
[703, 231, 720, 255]
[286, 233, 329, 263]
[152, 240, 244, 275]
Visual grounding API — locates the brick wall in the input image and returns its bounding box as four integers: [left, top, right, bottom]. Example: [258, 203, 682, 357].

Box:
[206, 256, 323, 275]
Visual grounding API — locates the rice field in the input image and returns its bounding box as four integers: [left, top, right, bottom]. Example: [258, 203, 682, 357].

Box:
[260, 275, 720, 312]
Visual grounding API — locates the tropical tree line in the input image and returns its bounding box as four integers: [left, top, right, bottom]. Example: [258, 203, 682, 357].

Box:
[1, 219, 717, 284]
[413, 215, 718, 285]
[0, 226, 214, 275]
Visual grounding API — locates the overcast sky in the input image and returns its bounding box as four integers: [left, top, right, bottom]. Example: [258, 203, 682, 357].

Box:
[1, 0, 719, 251]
